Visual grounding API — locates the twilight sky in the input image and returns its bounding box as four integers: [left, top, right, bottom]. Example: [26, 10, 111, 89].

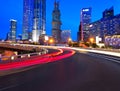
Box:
[0, 0, 120, 40]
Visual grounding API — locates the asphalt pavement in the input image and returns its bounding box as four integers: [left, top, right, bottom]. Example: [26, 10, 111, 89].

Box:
[0, 50, 120, 91]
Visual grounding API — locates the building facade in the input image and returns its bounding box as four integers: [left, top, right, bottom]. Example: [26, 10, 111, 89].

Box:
[89, 7, 120, 43]
[52, 1, 62, 43]
[105, 35, 120, 48]
[77, 22, 82, 42]
[8, 19, 17, 41]
[22, 0, 33, 40]
[61, 30, 71, 43]
[103, 6, 114, 19]
[22, 0, 46, 42]
[80, 7, 92, 42]
[32, 0, 46, 42]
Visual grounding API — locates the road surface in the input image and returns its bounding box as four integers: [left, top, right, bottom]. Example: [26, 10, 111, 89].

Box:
[0, 49, 120, 91]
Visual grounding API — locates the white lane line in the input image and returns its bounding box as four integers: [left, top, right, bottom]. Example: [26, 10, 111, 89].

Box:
[71, 47, 120, 57]
[89, 53, 120, 64]
[103, 57, 120, 64]
[90, 53, 120, 60]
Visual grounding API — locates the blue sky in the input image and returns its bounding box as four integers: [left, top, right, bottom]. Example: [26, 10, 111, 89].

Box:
[0, 0, 120, 40]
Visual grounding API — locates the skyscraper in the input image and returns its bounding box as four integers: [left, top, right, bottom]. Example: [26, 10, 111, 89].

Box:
[52, 0, 62, 43]
[8, 19, 17, 41]
[103, 6, 114, 19]
[32, 0, 46, 42]
[77, 22, 82, 42]
[22, 0, 33, 40]
[88, 7, 120, 43]
[81, 7, 92, 42]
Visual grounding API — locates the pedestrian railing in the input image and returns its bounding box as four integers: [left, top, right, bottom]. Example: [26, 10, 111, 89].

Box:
[0, 48, 48, 63]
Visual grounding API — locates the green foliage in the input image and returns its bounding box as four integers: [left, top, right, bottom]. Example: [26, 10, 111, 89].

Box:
[91, 43, 99, 48]
[68, 42, 72, 47]
[84, 42, 90, 47]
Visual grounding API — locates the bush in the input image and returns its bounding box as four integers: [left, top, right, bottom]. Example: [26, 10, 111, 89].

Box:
[91, 43, 98, 48]
[84, 42, 90, 47]
[73, 42, 79, 47]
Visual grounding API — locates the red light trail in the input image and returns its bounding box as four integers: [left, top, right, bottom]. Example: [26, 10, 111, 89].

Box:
[0, 49, 75, 71]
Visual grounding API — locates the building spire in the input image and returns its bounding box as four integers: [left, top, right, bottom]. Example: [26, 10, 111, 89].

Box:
[54, 0, 57, 7]
[54, 0, 59, 10]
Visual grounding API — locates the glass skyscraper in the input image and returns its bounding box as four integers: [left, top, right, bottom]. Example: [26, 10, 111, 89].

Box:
[32, 0, 46, 42]
[22, 0, 33, 40]
[22, 0, 46, 42]
[8, 19, 17, 41]
[81, 7, 92, 42]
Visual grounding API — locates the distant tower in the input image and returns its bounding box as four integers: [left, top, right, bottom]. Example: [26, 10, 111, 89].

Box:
[22, 0, 33, 40]
[77, 22, 82, 42]
[61, 30, 71, 43]
[81, 7, 92, 42]
[9, 19, 17, 41]
[52, 0, 62, 43]
[32, 0, 46, 42]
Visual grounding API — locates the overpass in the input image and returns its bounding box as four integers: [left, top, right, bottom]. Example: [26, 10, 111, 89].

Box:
[0, 43, 42, 54]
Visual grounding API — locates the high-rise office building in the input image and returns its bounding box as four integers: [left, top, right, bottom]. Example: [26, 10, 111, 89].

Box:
[8, 19, 17, 41]
[32, 0, 46, 42]
[61, 30, 71, 43]
[89, 7, 120, 43]
[77, 22, 82, 42]
[81, 7, 92, 42]
[22, 0, 33, 40]
[103, 6, 114, 19]
[52, 0, 62, 43]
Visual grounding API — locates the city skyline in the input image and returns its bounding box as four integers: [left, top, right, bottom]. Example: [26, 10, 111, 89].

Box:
[0, 0, 120, 41]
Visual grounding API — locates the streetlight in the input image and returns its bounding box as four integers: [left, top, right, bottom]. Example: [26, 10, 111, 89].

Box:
[89, 37, 95, 48]
[89, 38, 94, 43]
[49, 39, 54, 44]
[68, 38, 72, 42]
[68, 38, 73, 46]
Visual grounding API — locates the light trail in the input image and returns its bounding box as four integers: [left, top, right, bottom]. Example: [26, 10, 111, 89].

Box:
[0, 49, 75, 71]
[70, 47, 120, 57]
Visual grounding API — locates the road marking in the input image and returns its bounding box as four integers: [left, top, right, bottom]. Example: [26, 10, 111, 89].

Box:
[103, 57, 120, 64]
[71, 47, 120, 57]
[88, 53, 120, 64]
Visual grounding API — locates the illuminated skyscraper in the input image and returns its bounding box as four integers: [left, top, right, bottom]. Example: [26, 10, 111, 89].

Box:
[81, 7, 92, 42]
[8, 19, 17, 41]
[32, 0, 46, 42]
[88, 7, 120, 42]
[22, 0, 33, 40]
[52, 0, 62, 43]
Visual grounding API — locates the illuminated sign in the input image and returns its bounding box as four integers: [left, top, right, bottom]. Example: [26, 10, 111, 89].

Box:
[82, 9, 90, 12]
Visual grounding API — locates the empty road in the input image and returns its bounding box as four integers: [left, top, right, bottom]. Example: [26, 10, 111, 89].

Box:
[0, 49, 120, 91]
